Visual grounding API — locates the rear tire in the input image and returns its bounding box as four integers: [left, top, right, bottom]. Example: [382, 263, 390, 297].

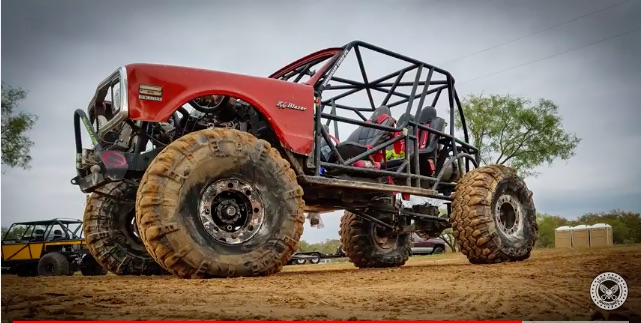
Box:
[80, 254, 108, 276]
[37, 252, 70, 276]
[451, 165, 537, 264]
[136, 128, 305, 279]
[83, 182, 166, 275]
[432, 246, 445, 254]
[339, 211, 410, 268]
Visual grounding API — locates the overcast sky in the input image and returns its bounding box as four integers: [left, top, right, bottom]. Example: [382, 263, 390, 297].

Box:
[2, 0, 640, 243]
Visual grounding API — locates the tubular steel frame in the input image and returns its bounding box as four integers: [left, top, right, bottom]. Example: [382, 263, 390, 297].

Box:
[292, 41, 480, 201]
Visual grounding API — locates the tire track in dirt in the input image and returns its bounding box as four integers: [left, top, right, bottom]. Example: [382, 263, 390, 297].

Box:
[2, 244, 640, 321]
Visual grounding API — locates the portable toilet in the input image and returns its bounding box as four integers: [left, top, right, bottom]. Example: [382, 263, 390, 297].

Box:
[554, 226, 573, 248]
[589, 223, 613, 247]
[571, 225, 590, 248]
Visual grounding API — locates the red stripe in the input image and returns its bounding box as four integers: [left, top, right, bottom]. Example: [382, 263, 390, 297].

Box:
[17, 321, 522, 323]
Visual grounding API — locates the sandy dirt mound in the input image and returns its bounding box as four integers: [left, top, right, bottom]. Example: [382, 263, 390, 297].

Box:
[2, 244, 640, 321]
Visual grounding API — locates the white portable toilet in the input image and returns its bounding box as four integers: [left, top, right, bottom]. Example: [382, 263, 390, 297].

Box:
[589, 223, 613, 247]
[554, 226, 573, 248]
[571, 225, 590, 248]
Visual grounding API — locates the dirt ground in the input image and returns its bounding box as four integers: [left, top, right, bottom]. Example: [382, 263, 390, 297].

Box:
[2, 244, 640, 321]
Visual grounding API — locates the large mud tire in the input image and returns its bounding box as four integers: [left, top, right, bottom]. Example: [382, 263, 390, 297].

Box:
[84, 182, 166, 275]
[37, 252, 70, 276]
[135, 128, 305, 279]
[451, 164, 537, 264]
[339, 211, 411, 268]
[80, 254, 108, 276]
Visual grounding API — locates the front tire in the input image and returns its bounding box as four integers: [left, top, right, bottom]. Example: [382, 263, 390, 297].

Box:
[136, 128, 305, 279]
[83, 182, 166, 275]
[339, 211, 411, 268]
[450, 165, 537, 264]
[37, 252, 70, 276]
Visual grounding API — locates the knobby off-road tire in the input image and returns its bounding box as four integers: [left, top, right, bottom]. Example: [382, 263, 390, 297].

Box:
[451, 164, 538, 264]
[135, 128, 305, 279]
[37, 252, 70, 276]
[80, 254, 109, 276]
[84, 182, 166, 275]
[339, 211, 411, 268]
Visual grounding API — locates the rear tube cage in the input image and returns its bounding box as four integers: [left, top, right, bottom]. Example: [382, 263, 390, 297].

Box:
[310, 41, 480, 199]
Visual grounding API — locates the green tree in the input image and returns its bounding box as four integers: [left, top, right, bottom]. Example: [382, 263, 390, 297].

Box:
[2, 82, 38, 170]
[534, 210, 641, 248]
[297, 239, 343, 255]
[439, 228, 458, 252]
[577, 209, 641, 244]
[436, 207, 458, 252]
[455, 94, 581, 177]
[1, 225, 28, 241]
[535, 213, 572, 248]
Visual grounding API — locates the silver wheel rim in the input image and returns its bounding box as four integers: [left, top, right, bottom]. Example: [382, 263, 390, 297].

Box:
[130, 215, 140, 240]
[495, 194, 525, 240]
[198, 178, 265, 245]
[371, 225, 398, 251]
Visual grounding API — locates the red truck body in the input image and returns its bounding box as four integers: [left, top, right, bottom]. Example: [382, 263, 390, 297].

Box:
[122, 47, 343, 155]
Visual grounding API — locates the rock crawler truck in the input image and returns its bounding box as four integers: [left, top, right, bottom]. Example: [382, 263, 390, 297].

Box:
[71, 40, 538, 278]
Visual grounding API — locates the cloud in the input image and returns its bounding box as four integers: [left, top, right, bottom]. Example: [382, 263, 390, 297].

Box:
[2, 0, 640, 247]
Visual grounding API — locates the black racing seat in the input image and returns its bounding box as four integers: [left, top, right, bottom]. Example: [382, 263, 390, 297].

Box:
[380, 106, 446, 176]
[415, 106, 446, 176]
[32, 229, 45, 242]
[52, 229, 65, 241]
[334, 105, 396, 161]
[415, 106, 444, 155]
[385, 112, 415, 152]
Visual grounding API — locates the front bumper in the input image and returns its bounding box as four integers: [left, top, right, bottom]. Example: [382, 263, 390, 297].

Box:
[70, 109, 161, 193]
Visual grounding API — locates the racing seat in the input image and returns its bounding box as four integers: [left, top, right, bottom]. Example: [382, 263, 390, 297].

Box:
[385, 112, 415, 154]
[381, 106, 446, 176]
[52, 229, 65, 241]
[32, 229, 45, 242]
[332, 105, 397, 162]
[414, 106, 446, 176]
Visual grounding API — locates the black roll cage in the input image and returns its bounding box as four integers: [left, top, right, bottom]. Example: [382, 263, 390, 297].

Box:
[283, 41, 480, 201]
[2, 218, 84, 243]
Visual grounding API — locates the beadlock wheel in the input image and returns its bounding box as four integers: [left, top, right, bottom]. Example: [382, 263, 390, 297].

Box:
[135, 128, 305, 279]
[198, 178, 266, 245]
[450, 165, 538, 264]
